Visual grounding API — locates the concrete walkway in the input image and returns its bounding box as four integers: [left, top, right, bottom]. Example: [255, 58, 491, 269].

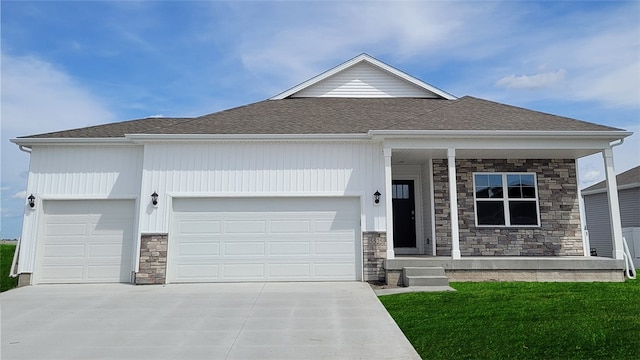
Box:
[1, 282, 420, 360]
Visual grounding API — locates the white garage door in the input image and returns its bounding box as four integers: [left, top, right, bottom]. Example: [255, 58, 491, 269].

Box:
[36, 200, 135, 284]
[168, 197, 361, 282]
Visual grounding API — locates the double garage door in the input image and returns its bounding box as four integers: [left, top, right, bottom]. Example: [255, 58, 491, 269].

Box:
[168, 197, 361, 282]
[36, 200, 135, 284]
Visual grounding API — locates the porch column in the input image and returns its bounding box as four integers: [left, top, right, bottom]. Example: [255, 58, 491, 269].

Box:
[603, 148, 624, 260]
[384, 147, 395, 259]
[448, 148, 461, 259]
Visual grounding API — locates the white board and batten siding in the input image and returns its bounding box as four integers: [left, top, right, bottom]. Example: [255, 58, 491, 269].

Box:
[139, 141, 386, 234]
[168, 197, 361, 282]
[292, 62, 440, 98]
[18, 145, 143, 274]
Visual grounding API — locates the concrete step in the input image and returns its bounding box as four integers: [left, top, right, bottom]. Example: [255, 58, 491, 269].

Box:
[403, 266, 446, 277]
[402, 267, 449, 287]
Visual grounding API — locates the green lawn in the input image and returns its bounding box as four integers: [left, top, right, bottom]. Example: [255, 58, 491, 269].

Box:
[380, 280, 640, 359]
[1, 244, 19, 292]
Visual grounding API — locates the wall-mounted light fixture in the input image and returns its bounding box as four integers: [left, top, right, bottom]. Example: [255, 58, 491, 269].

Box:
[28, 194, 36, 208]
[151, 192, 159, 206]
[374, 190, 381, 204]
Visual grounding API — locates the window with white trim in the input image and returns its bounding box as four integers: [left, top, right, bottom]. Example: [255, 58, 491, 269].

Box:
[473, 173, 540, 227]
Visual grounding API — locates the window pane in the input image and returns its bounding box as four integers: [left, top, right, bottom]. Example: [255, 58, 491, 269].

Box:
[509, 201, 538, 225]
[508, 185, 522, 198]
[507, 174, 520, 187]
[477, 201, 505, 225]
[520, 175, 535, 186]
[476, 185, 490, 198]
[489, 175, 502, 187]
[392, 185, 397, 199]
[475, 174, 488, 187]
[522, 186, 536, 198]
[403, 184, 409, 199]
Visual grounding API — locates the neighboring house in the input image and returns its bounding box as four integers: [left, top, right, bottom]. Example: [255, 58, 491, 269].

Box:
[583, 166, 640, 267]
[11, 54, 632, 286]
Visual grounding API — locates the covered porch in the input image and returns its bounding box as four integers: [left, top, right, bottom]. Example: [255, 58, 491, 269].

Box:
[374, 132, 629, 283]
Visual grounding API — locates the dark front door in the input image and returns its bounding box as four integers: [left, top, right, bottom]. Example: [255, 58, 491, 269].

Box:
[392, 180, 416, 248]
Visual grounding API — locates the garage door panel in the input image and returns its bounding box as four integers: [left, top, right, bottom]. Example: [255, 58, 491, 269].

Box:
[269, 264, 311, 277]
[269, 242, 310, 255]
[40, 266, 85, 281]
[179, 220, 222, 234]
[42, 244, 86, 257]
[315, 242, 355, 255]
[223, 264, 265, 278]
[37, 200, 134, 284]
[270, 220, 311, 233]
[178, 242, 220, 256]
[169, 197, 360, 282]
[45, 223, 87, 236]
[224, 220, 267, 234]
[223, 242, 265, 256]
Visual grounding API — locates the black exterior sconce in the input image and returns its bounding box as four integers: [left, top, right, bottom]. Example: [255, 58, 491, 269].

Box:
[374, 190, 381, 204]
[151, 192, 159, 206]
[28, 194, 36, 208]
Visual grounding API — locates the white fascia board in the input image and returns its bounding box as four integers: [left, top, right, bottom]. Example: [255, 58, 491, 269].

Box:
[10, 137, 133, 147]
[369, 130, 632, 141]
[270, 53, 457, 100]
[125, 133, 371, 142]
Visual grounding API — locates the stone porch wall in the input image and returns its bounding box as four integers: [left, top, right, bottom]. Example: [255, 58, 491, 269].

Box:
[433, 159, 583, 256]
[135, 233, 168, 284]
[363, 231, 387, 282]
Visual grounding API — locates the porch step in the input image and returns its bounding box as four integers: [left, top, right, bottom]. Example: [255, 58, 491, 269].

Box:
[402, 267, 449, 287]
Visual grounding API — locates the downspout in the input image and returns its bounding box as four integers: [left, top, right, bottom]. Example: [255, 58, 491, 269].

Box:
[18, 145, 32, 154]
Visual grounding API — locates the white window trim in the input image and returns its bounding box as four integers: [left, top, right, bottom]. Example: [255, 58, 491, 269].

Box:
[472, 172, 541, 228]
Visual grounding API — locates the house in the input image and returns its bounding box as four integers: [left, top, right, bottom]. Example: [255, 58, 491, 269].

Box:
[583, 166, 640, 267]
[11, 54, 632, 286]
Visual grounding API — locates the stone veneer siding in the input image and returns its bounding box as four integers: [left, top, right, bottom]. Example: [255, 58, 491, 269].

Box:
[363, 231, 387, 282]
[135, 233, 168, 284]
[433, 159, 583, 256]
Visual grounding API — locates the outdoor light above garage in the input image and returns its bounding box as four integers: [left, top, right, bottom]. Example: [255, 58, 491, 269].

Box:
[27, 194, 35, 208]
[151, 192, 159, 206]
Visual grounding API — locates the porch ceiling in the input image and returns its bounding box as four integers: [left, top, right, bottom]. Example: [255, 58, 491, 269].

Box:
[391, 148, 600, 164]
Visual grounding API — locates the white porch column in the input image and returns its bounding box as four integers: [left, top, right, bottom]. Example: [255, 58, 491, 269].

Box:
[603, 148, 624, 260]
[448, 148, 461, 259]
[384, 147, 395, 259]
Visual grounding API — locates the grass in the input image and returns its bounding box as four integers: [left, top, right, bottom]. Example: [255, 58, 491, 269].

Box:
[380, 280, 640, 359]
[1, 243, 19, 292]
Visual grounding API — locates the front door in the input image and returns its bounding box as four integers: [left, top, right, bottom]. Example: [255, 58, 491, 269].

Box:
[392, 180, 416, 248]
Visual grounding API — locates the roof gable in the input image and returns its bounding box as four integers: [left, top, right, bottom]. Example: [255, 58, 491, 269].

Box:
[270, 53, 456, 100]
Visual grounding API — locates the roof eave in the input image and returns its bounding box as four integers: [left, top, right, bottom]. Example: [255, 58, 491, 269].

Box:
[368, 130, 632, 141]
[10, 137, 133, 147]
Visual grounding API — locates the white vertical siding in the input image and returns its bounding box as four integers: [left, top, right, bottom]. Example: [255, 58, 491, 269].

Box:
[292, 62, 438, 98]
[27, 146, 143, 196]
[18, 145, 143, 273]
[139, 141, 386, 233]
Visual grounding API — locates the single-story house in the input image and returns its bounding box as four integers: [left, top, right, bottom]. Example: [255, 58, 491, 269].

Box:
[583, 166, 640, 267]
[11, 54, 632, 286]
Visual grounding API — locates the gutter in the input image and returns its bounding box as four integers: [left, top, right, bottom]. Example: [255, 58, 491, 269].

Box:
[368, 130, 632, 140]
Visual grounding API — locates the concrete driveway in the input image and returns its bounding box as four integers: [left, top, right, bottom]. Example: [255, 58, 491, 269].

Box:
[1, 282, 420, 360]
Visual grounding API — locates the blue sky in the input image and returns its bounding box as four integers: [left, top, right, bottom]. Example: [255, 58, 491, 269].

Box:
[1, 1, 639, 238]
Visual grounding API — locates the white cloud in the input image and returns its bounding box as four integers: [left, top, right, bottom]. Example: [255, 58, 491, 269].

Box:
[10, 191, 27, 200]
[1, 53, 114, 134]
[496, 69, 567, 90]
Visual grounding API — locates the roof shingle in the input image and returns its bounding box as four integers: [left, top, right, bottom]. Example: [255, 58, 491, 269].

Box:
[19, 96, 622, 139]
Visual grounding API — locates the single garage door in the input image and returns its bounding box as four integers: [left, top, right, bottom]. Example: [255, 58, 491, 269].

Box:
[35, 200, 135, 284]
[168, 197, 361, 282]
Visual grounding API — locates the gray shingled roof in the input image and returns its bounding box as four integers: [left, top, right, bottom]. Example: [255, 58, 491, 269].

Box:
[19, 96, 622, 138]
[583, 166, 640, 192]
